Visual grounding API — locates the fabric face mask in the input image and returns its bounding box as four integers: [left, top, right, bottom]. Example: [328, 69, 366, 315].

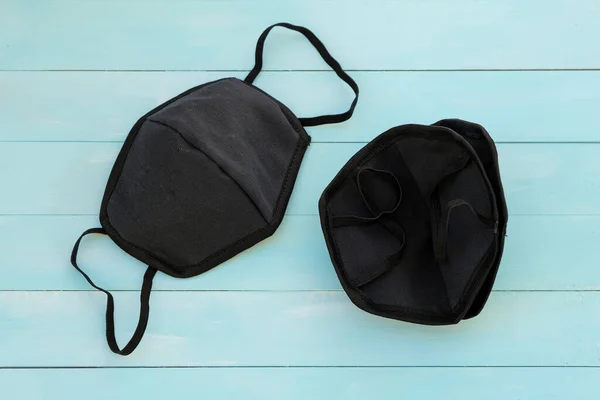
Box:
[71, 23, 359, 355]
[319, 120, 507, 325]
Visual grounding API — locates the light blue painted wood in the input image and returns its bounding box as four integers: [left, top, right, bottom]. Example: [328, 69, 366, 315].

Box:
[1, 0, 599, 397]
[1, 142, 599, 215]
[2, 367, 599, 400]
[2, 1, 600, 70]
[1, 215, 599, 291]
[0, 291, 598, 367]
[2, 71, 600, 142]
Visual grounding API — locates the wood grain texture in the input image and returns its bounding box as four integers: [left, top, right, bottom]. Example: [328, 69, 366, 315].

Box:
[1, 0, 599, 397]
[1, 291, 599, 367]
[1, 215, 599, 291]
[2, 368, 599, 400]
[2, 0, 600, 70]
[0, 142, 599, 215]
[2, 71, 599, 142]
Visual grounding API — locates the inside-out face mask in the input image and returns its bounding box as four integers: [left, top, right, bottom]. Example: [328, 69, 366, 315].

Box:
[319, 120, 507, 325]
[71, 23, 359, 355]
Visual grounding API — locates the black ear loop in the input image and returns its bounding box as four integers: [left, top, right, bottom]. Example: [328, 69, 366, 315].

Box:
[432, 197, 498, 264]
[244, 22, 359, 127]
[71, 228, 156, 356]
[332, 167, 403, 227]
[331, 167, 406, 287]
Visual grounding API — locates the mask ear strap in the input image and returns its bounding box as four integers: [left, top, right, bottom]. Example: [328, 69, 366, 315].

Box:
[331, 168, 406, 288]
[244, 22, 359, 127]
[432, 198, 497, 264]
[71, 228, 157, 356]
[332, 168, 403, 227]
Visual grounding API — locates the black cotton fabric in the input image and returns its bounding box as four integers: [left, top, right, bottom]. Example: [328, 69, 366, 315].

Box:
[104, 77, 308, 275]
[319, 120, 508, 325]
[71, 22, 359, 355]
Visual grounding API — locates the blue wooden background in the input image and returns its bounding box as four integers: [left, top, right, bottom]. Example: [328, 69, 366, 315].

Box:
[1, 0, 600, 398]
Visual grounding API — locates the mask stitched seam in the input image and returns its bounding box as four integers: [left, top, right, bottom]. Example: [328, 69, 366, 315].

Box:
[99, 78, 310, 276]
[324, 200, 498, 322]
[144, 117, 270, 223]
[319, 125, 502, 323]
[101, 78, 230, 215]
[183, 135, 308, 274]
[101, 117, 308, 276]
[434, 119, 509, 317]
[103, 136, 307, 276]
[102, 77, 306, 219]
[427, 153, 472, 313]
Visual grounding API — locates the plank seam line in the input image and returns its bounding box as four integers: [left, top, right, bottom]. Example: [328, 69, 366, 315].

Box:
[2, 213, 600, 217]
[2, 141, 600, 145]
[0, 289, 598, 293]
[1, 365, 599, 370]
[2, 69, 600, 72]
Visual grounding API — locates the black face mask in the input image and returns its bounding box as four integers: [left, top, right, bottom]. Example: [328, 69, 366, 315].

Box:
[319, 120, 507, 325]
[71, 23, 359, 355]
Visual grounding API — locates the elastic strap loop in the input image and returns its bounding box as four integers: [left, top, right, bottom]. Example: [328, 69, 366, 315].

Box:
[331, 168, 406, 287]
[433, 198, 497, 264]
[244, 22, 359, 127]
[71, 228, 157, 356]
[333, 167, 403, 227]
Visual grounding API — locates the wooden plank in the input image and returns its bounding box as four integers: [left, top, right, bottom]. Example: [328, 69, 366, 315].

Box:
[1, 367, 598, 400]
[0, 291, 599, 366]
[1, 215, 599, 291]
[0, 215, 337, 291]
[2, 71, 600, 142]
[2, 1, 600, 70]
[0, 142, 599, 215]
